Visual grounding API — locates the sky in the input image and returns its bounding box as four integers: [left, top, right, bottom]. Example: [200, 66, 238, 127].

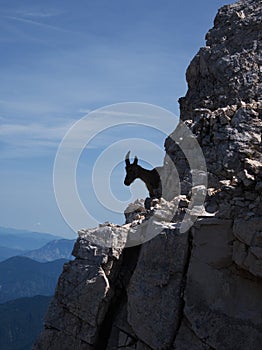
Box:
[0, 0, 233, 238]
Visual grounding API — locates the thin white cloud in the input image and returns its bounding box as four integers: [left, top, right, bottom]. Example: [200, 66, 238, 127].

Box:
[0, 122, 69, 139]
[0, 106, 171, 159]
[0, 118, 125, 158]
[0, 98, 71, 115]
[4, 15, 71, 33]
[0, 120, 74, 158]
[95, 110, 148, 118]
[0, 41, 179, 118]
[15, 9, 64, 19]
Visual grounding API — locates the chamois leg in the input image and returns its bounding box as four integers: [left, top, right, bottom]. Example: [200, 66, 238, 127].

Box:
[144, 197, 161, 210]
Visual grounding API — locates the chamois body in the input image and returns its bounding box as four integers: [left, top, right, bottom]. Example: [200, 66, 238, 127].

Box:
[124, 151, 162, 198]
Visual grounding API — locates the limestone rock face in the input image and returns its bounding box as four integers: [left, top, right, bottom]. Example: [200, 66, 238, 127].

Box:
[34, 1, 262, 349]
[179, 0, 262, 119]
[178, 219, 262, 350]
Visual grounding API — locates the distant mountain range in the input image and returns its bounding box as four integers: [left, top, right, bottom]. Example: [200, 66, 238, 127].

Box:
[0, 295, 52, 350]
[22, 239, 75, 262]
[0, 227, 75, 349]
[0, 256, 67, 303]
[0, 226, 75, 262]
[0, 246, 25, 262]
[0, 226, 62, 254]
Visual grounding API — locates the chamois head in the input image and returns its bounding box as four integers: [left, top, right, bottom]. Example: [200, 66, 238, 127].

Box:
[124, 151, 139, 186]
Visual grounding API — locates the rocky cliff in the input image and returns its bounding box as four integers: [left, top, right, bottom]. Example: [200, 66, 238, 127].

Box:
[34, 0, 262, 349]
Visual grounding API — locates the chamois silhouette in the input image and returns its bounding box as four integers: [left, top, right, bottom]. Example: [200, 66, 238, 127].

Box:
[124, 151, 162, 198]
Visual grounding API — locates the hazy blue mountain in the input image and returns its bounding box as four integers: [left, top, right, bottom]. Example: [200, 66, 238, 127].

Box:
[0, 295, 51, 350]
[22, 239, 75, 262]
[0, 246, 25, 262]
[0, 226, 63, 251]
[0, 256, 66, 303]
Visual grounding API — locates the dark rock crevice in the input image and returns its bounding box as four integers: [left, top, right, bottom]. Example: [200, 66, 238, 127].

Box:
[172, 228, 193, 343]
[94, 245, 141, 350]
[180, 316, 216, 350]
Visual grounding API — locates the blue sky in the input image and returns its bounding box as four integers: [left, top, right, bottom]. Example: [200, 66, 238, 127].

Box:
[0, 0, 232, 237]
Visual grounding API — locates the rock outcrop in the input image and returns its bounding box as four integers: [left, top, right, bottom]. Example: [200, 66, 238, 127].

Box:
[34, 0, 262, 349]
[179, 0, 262, 118]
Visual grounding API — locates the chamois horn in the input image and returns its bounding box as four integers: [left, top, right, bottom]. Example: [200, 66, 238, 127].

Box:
[125, 151, 131, 165]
